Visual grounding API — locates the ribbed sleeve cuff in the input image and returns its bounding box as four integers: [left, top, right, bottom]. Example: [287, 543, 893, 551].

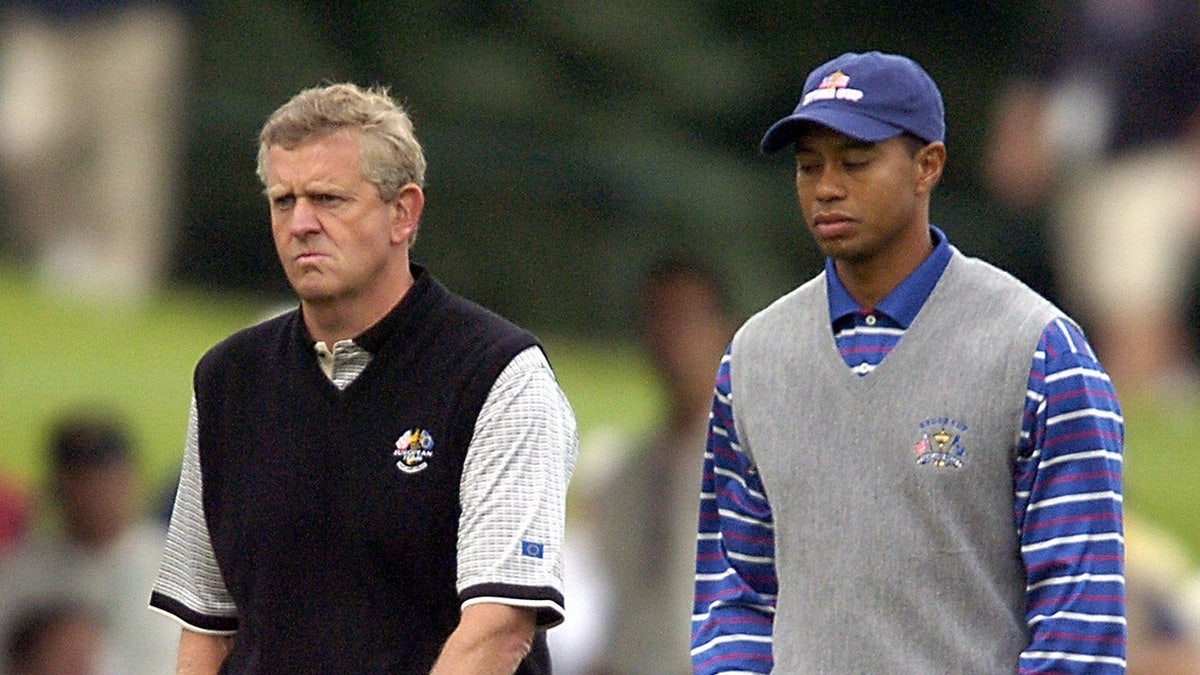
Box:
[459, 583, 565, 628]
[149, 590, 239, 634]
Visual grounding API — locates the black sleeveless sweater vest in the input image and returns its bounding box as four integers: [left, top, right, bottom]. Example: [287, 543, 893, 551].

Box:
[194, 267, 545, 673]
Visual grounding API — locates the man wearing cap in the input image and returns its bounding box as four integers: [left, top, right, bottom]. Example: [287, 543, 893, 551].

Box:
[690, 52, 1126, 673]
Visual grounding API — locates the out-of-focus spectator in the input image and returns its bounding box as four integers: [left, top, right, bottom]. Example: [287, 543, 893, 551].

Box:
[552, 255, 737, 675]
[0, 474, 31, 559]
[0, 408, 178, 674]
[984, 0, 1200, 397]
[1124, 510, 1200, 674]
[5, 601, 105, 675]
[0, 0, 192, 300]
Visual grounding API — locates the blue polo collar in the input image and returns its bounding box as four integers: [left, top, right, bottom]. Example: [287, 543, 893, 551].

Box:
[826, 226, 952, 328]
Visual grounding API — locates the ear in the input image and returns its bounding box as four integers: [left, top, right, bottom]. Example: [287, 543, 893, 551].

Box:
[390, 184, 425, 246]
[914, 141, 947, 195]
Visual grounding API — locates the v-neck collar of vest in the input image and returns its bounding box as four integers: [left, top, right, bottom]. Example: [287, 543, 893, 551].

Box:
[821, 251, 962, 386]
[294, 264, 444, 394]
[352, 263, 435, 355]
[295, 263, 437, 356]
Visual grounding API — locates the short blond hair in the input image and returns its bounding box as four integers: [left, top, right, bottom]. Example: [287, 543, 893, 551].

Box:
[256, 83, 426, 200]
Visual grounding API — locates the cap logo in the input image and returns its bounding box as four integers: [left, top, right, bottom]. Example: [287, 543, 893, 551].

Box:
[802, 70, 863, 106]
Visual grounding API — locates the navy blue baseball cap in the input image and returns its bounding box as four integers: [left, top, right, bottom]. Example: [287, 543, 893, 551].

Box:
[760, 51, 945, 153]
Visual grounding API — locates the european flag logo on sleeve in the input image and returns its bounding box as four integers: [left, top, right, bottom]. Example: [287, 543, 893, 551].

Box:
[520, 540, 544, 559]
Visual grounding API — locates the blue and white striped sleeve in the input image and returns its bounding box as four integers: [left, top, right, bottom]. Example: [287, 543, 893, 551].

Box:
[691, 347, 776, 675]
[1015, 318, 1126, 673]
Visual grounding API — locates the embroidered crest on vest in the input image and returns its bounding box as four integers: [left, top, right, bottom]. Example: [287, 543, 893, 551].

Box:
[394, 428, 435, 474]
[914, 417, 967, 468]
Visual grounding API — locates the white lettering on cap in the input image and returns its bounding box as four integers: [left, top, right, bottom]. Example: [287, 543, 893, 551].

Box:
[802, 87, 864, 106]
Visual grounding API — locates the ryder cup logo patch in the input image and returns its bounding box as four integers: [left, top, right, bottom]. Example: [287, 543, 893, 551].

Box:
[913, 417, 967, 468]
[803, 69, 864, 106]
[394, 428, 435, 474]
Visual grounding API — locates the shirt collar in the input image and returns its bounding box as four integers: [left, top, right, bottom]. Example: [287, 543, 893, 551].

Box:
[826, 226, 952, 329]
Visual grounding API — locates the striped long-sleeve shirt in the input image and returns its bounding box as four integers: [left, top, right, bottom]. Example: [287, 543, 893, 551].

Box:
[692, 231, 1125, 674]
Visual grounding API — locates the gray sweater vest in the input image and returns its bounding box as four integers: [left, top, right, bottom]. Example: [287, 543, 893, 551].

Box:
[731, 250, 1065, 673]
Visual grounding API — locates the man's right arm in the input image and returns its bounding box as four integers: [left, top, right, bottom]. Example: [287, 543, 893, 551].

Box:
[691, 349, 776, 674]
[177, 630, 233, 675]
[150, 397, 240, 666]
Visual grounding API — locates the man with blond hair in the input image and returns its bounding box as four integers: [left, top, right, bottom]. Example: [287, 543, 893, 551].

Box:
[150, 83, 578, 674]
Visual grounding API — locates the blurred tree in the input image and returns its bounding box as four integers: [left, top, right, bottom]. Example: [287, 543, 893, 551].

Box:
[167, 0, 1040, 337]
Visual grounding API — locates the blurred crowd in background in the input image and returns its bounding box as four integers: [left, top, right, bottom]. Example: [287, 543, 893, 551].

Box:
[0, 410, 178, 674]
[2, 0, 1200, 672]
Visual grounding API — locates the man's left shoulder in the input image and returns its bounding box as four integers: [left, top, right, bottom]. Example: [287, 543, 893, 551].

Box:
[439, 290, 541, 357]
[944, 252, 1078, 349]
[953, 252, 1062, 314]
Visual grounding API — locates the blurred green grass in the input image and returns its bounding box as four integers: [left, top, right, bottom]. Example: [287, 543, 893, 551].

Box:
[0, 265, 264, 493]
[0, 263, 661, 498]
[1, 263, 1197, 564]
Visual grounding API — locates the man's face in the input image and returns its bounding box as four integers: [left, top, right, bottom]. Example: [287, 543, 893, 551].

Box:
[793, 125, 935, 270]
[265, 130, 411, 307]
